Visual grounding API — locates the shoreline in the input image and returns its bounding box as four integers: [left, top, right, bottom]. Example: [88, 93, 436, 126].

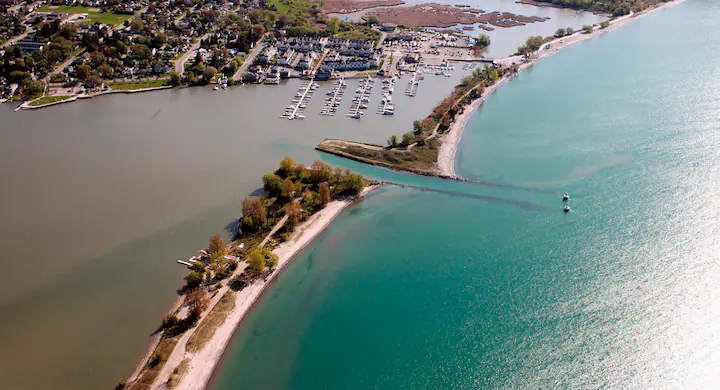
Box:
[18, 85, 173, 110]
[436, 0, 686, 177]
[149, 185, 379, 390]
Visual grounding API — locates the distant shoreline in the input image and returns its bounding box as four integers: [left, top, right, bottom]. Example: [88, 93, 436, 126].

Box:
[436, 0, 687, 177]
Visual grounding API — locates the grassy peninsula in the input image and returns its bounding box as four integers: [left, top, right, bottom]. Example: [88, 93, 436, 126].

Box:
[122, 157, 374, 390]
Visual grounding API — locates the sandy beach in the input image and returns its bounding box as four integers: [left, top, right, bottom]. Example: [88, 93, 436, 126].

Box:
[149, 185, 378, 390]
[436, 0, 686, 177]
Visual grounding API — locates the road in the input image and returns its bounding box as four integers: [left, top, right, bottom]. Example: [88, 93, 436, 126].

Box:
[173, 33, 209, 75]
[1, 28, 33, 49]
[231, 40, 266, 81]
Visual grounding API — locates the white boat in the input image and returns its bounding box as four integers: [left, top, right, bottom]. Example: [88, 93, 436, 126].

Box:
[351, 112, 362, 119]
[359, 104, 368, 109]
[563, 192, 570, 201]
[296, 114, 305, 119]
[563, 205, 571, 212]
[213, 86, 219, 90]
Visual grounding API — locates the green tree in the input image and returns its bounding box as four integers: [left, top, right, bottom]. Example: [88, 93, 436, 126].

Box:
[278, 156, 295, 177]
[565, 27, 574, 35]
[555, 28, 566, 37]
[246, 249, 265, 273]
[525, 36, 544, 52]
[262, 173, 283, 196]
[186, 271, 204, 288]
[387, 135, 398, 147]
[600, 20, 610, 29]
[202, 66, 218, 83]
[474, 34, 490, 53]
[365, 14, 380, 26]
[326, 16, 340, 35]
[169, 70, 181, 86]
[98, 64, 114, 79]
[400, 132, 414, 147]
[75, 64, 92, 80]
[582, 25, 593, 33]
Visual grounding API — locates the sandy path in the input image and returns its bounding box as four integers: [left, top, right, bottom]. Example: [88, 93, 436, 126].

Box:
[152, 186, 377, 390]
[436, 0, 686, 177]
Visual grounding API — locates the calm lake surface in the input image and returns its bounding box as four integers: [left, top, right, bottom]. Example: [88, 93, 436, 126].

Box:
[212, 1, 720, 389]
[0, 71, 466, 389]
[333, 0, 605, 58]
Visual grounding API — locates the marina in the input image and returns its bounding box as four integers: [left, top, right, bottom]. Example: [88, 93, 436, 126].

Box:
[281, 79, 317, 120]
[320, 78, 346, 116]
[347, 77, 374, 120]
[405, 71, 422, 97]
[376, 76, 396, 116]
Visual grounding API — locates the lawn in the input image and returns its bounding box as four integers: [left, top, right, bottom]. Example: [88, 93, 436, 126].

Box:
[29, 95, 74, 106]
[37, 5, 131, 25]
[107, 79, 170, 91]
[268, 0, 313, 15]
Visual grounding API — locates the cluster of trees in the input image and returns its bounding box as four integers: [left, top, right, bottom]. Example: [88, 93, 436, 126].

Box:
[516, 35, 545, 56]
[389, 64, 506, 147]
[473, 34, 491, 55]
[252, 157, 366, 234]
[554, 27, 575, 37]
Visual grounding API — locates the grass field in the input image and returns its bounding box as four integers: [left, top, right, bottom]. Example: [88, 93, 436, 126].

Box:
[107, 79, 169, 91]
[37, 5, 131, 25]
[268, 0, 313, 15]
[29, 95, 74, 106]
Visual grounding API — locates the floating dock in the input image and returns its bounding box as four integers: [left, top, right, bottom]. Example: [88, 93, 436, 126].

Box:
[281, 78, 317, 120]
[347, 77, 374, 119]
[320, 78, 346, 116]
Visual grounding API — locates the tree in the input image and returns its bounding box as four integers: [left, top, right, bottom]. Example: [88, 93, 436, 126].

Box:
[75, 64, 92, 80]
[246, 249, 265, 273]
[582, 25, 593, 33]
[283, 201, 302, 227]
[202, 66, 218, 83]
[98, 64, 114, 79]
[474, 34, 490, 53]
[85, 75, 102, 87]
[281, 179, 295, 198]
[319, 182, 331, 205]
[278, 156, 295, 177]
[169, 70, 181, 86]
[241, 198, 267, 231]
[186, 289, 209, 321]
[400, 132, 414, 147]
[387, 135, 398, 147]
[600, 20, 610, 29]
[208, 233, 226, 256]
[186, 271, 204, 288]
[262, 173, 283, 196]
[310, 161, 330, 184]
[264, 250, 279, 269]
[326, 16, 339, 35]
[525, 36, 544, 52]
[565, 27, 574, 35]
[365, 14, 380, 26]
[555, 28, 566, 37]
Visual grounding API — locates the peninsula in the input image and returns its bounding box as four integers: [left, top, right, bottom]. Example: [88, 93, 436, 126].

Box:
[120, 157, 376, 390]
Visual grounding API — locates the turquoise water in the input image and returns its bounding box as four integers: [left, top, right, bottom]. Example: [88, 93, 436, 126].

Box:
[212, 2, 720, 389]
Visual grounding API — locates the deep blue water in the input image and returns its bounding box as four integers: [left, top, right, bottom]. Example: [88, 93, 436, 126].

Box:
[212, 2, 720, 388]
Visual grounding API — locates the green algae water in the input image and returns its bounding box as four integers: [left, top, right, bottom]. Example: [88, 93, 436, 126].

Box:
[212, 2, 720, 388]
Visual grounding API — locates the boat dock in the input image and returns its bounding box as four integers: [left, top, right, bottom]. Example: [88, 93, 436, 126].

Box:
[281, 78, 317, 120]
[347, 76, 374, 119]
[376, 76, 396, 116]
[405, 71, 421, 97]
[320, 78, 346, 116]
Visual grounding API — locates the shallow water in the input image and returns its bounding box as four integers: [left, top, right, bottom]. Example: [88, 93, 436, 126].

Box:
[212, 2, 720, 389]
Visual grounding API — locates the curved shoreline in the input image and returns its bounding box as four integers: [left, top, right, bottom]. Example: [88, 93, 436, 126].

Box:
[436, 0, 686, 177]
[148, 186, 379, 390]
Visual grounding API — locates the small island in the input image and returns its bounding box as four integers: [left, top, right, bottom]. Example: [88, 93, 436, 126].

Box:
[121, 157, 376, 390]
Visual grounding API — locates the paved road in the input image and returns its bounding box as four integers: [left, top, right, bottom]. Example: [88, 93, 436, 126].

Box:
[174, 33, 209, 74]
[1, 28, 33, 49]
[232, 40, 266, 81]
